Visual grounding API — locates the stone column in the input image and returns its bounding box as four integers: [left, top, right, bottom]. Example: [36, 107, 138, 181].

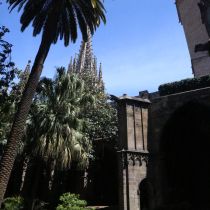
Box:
[117, 95, 150, 210]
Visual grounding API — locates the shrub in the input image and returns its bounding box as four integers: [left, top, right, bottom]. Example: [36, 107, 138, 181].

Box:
[1, 196, 24, 210]
[56, 193, 92, 210]
[158, 75, 210, 96]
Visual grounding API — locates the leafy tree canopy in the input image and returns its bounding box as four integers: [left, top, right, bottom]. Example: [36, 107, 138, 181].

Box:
[0, 26, 22, 147]
[78, 69, 118, 142]
[0, 26, 16, 99]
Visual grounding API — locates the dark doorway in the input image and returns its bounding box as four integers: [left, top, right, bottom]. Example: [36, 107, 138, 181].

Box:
[139, 178, 150, 210]
[161, 101, 210, 209]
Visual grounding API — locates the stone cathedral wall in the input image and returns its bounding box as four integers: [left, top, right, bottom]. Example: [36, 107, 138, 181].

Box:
[176, 0, 210, 77]
[148, 87, 210, 209]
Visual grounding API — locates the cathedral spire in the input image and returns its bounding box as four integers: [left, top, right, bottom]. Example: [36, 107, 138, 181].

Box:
[67, 28, 104, 89]
[98, 63, 104, 90]
[76, 42, 86, 73]
[83, 29, 93, 72]
[93, 56, 98, 77]
[99, 63, 102, 81]
[24, 60, 31, 74]
[73, 56, 77, 73]
[76, 28, 93, 73]
[67, 57, 73, 74]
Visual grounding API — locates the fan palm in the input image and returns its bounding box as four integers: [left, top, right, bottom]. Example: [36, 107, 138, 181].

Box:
[20, 68, 93, 203]
[0, 0, 105, 205]
[29, 68, 93, 169]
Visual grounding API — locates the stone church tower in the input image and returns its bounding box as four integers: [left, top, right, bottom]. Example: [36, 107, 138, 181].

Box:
[176, 0, 210, 77]
[67, 30, 104, 90]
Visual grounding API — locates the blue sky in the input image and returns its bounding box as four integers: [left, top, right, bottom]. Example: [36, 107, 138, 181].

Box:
[1, 0, 193, 96]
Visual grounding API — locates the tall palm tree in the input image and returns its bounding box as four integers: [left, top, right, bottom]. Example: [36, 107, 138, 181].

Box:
[0, 0, 105, 205]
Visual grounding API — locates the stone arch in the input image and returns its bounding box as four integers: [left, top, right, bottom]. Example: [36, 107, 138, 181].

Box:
[160, 100, 210, 208]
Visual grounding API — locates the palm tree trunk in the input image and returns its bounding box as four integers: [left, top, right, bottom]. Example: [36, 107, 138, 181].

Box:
[0, 36, 51, 207]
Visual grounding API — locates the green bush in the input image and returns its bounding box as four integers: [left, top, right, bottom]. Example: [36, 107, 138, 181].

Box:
[1, 196, 24, 210]
[56, 193, 92, 210]
[158, 75, 210, 96]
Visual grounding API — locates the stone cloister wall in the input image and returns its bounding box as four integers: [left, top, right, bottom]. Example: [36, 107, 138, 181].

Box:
[148, 87, 210, 209]
[117, 87, 210, 210]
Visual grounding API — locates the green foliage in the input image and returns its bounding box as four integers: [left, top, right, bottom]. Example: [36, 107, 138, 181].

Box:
[84, 96, 118, 141]
[0, 68, 28, 148]
[0, 0, 106, 204]
[0, 26, 22, 147]
[24, 68, 93, 169]
[56, 193, 92, 210]
[78, 70, 118, 142]
[158, 75, 210, 96]
[23, 66, 118, 170]
[0, 26, 16, 95]
[1, 196, 24, 210]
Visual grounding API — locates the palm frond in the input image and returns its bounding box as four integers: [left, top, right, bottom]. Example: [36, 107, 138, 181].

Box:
[8, 0, 106, 45]
[24, 68, 93, 169]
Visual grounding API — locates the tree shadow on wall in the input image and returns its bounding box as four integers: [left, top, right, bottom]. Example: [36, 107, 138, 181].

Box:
[160, 101, 210, 210]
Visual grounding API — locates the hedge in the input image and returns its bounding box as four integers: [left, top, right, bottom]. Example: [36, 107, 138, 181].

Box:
[158, 75, 210, 96]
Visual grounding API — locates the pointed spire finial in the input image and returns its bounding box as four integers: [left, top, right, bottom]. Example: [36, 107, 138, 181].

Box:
[24, 60, 31, 74]
[68, 57, 73, 74]
[68, 27, 104, 90]
[76, 27, 93, 73]
[99, 63, 102, 80]
[93, 56, 97, 76]
[98, 62, 104, 90]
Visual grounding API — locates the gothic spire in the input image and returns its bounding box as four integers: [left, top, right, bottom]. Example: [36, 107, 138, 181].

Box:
[24, 60, 31, 74]
[73, 56, 77, 73]
[83, 29, 93, 72]
[98, 63, 104, 90]
[99, 63, 102, 81]
[76, 42, 86, 73]
[67, 57, 73, 74]
[93, 56, 98, 77]
[67, 28, 104, 89]
[76, 28, 93, 73]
